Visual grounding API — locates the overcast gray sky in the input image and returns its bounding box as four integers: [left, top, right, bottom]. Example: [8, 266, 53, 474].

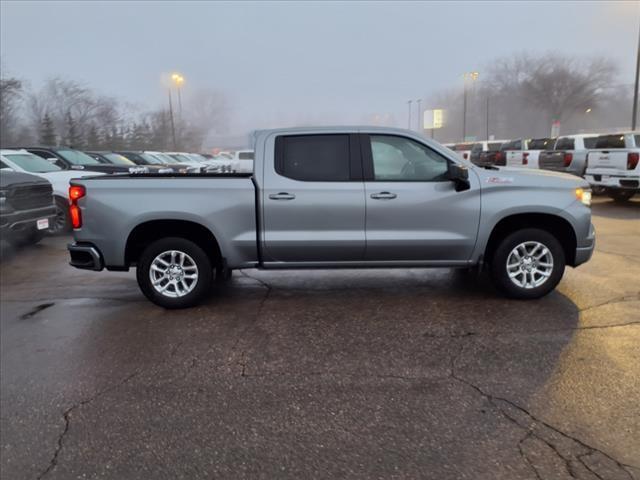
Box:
[1, 0, 638, 132]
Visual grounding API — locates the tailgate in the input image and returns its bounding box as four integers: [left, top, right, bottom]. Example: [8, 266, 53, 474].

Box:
[587, 151, 628, 171]
[539, 151, 566, 170]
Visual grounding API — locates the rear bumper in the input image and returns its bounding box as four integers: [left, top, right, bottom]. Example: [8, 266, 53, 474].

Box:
[585, 174, 639, 191]
[68, 242, 104, 271]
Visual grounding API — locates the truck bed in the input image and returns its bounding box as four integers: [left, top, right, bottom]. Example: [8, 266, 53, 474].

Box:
[71, 174, 258, 269]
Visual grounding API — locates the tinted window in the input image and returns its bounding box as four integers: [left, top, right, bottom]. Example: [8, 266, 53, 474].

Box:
[277, 135, 350, 181]
[528, 138, 555, 150]
[4, 153, 61, 172]
[470, 143, 483, 153]
[584, 137, 598, 149]
[239, 151, 254, 160]
[635, 135, 640, 148]
[370, 135, 449, 182]
[555, 138, 575, 150]
[487, 142, 502, 151]
[595, 134, 626, 149]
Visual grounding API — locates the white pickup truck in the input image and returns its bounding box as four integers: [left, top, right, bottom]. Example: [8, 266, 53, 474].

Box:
[585, 132, 639, 202]
[501, 138, 556, 169]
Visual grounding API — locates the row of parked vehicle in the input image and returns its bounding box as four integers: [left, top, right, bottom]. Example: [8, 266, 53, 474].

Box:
[444, 131, 640, 202]
[0, 146, 255, 245]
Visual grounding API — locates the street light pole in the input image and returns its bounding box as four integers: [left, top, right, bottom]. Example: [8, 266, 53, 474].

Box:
[407, 100, 413, 129]
[485, 94, 490, 140]
[416, 99, 422, 132]
[167, 88, 177, 150]
[632, 18, 640, 130]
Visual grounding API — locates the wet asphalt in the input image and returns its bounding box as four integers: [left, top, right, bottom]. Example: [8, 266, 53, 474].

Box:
[0, 197, 639, 480]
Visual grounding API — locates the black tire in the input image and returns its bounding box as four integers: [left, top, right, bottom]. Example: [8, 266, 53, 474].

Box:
[608, 190, 635, 203]
[489, 228, 565, 300]
[215, 267, 232, 282]
[11, 228, 45, 246]
[136, 237, 213, 309]
[49, 197, 71, 234]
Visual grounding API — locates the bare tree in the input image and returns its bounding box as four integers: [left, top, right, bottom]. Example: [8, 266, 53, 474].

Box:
[0, 75, 23, 145]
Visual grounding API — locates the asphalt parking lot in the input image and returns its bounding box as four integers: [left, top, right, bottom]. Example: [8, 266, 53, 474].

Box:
[1, 197, 638, 480]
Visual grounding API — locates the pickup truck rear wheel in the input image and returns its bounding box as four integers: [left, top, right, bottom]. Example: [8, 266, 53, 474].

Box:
[136, 237, 212, 309]
[490, 228, 565, 299]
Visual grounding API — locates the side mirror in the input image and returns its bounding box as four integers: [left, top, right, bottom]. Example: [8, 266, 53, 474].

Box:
[448, 162, 470, 192]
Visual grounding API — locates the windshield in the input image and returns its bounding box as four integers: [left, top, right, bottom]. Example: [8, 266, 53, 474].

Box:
[3, 153, 62, 172]
[104, 153, 135, 166]
[139, 153, 163, 164]
[169, 154, 193, 163]
[149, 153, 176, 164]
[57, 149, 101, 165]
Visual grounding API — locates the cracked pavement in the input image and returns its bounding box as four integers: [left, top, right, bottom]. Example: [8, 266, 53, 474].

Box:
[1, 197, 638, 479]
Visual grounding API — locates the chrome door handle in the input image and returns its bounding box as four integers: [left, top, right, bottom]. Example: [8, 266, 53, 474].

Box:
[370, 191, 397, 200]
[269, 192, 296, 200]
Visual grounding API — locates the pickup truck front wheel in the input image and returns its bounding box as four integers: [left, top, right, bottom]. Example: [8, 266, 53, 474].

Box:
[137, 237, 212, 309]
[490, 228, 565, 299]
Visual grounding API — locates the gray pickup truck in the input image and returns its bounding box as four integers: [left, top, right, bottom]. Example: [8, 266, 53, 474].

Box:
[68, 127, 595, 308]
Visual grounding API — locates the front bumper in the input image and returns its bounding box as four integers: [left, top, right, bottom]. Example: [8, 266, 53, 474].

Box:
[0, 205, 56, 237]
[574, 223, 596, 267]
[68, 242, 104, 271]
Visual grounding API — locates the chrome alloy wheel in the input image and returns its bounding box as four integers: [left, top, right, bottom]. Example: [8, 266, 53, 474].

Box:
[149, 250, 199, 298]
[506, 241, 554, 289]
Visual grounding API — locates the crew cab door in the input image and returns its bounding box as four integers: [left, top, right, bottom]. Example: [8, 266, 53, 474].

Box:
[362, 134, 480, 262]
[261, 133, 366, 263]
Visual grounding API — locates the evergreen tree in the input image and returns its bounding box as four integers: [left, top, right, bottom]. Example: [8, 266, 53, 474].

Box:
[39, 113, 56, 145]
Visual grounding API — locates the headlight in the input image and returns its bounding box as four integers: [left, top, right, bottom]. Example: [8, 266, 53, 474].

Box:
[575, 188, 591, 207]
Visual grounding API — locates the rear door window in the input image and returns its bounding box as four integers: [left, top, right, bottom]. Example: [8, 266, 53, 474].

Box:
[555, 138, 575, 150]
[595, 135, 626, 149]
[276, 134, 351, 181]
[583, 137, 598, 149]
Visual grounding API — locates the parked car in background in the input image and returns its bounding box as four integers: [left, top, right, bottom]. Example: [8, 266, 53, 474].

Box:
[448, 143, 475, 161]
[469, 140, 507, 167]
[67, 126, 595, 308]
[164, 152, 204, 172]
[109, 151, 175, 173]
[144, 151, 198, 173]
[585, 132, 639, 202]
[500, 138, 555, 168]
[538, 134, 598, 177]
[19, 146, 141, 174]
[1, 149, 104, 233]
[0, 169, 56, 245]
[230, 150, 254, 173]
[85, 151, 150, 174]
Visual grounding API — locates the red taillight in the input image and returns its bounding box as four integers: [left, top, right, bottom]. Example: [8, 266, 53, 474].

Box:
[522, 152, 529, 165]
[563, 153, 573, 167]
[68, 185, 86, 229]
[628, 152, 639, 170]
[463, 152, 468, 160]
[495, 152, 504, 164]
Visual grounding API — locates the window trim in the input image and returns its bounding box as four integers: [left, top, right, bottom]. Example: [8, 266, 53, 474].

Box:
[360, 133, 452, 182]
[274, 133, 363, 182]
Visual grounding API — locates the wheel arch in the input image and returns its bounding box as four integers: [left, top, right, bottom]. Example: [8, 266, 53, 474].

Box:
[125, 219, 222, 268]
[484, 213, 577, 267]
